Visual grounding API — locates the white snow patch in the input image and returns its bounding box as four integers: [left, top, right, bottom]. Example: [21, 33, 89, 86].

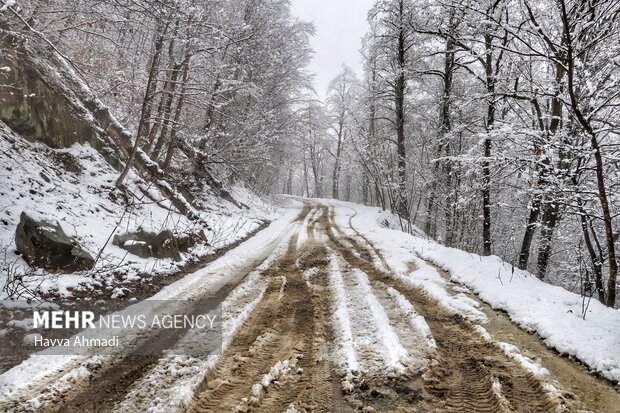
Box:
[498, 342, 549, 377]
[386, 287, 435, 348]
[352, 268, 411, 372]
[327, 254, 359, 375]
[474, 324, 493, 341]
[326, 199, 620, 384]
[0, 203, 302, 409]
[278, 276, 287, 300]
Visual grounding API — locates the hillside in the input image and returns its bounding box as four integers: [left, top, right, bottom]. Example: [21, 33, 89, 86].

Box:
[0, 120, 274, 299]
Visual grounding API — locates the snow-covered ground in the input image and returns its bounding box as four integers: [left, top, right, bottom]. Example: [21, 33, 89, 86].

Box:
[0, 201, 302, 410]
[329, 199, 620, 384]
[1, 198, 617, 412]
[0, 121, 278, 300]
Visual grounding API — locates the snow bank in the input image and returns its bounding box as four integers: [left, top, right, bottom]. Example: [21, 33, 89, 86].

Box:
[0, 123, 276, 299]
[0, 203, 302, 408]
[330, 200, 620, 384]
[413, 241, 620, 383]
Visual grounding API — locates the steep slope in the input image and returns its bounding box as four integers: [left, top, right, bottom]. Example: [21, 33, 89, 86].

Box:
[0, 121, 271, 298]
[0, 18, 278, 299]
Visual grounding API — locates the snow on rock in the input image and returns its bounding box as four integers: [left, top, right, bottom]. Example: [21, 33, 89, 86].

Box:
[22, 333, 41, 346]
[0, 204, 302, 410]
[0, 122, 275, 299]
[330, 200, 620, 384]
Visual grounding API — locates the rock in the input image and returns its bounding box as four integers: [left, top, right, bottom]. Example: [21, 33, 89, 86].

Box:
[15, 211, 95, 273]
[113, 228, 183, 261]
[176, 229, 207, 251]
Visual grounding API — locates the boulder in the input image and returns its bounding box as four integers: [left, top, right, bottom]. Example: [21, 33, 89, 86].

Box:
[15, 212, 95, 273]
[113, 228, 183, 261]
[177, 229, 208, 252]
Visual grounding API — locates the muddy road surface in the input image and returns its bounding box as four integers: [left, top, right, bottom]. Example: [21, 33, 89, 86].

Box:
[1, 201, 619, 412]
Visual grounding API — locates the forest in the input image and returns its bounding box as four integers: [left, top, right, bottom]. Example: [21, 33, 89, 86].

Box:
[1, 1, 620, 412]
[8, 0, 615, 306]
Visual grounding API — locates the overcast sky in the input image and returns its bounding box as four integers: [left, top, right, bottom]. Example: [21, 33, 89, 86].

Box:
[290, 0, 375, 99]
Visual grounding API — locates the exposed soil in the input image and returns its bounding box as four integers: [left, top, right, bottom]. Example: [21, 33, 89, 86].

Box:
[434, 264, 620, 413]
[0, 221, 269, 375]
[321, 205, 559, 412]
[187, 218, 340, 412]
[5, 201, 620, 412]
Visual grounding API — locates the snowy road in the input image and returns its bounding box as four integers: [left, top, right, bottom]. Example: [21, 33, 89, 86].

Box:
[1, 200, 619, 412]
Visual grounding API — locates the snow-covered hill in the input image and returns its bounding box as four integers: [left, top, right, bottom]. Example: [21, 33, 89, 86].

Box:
[0, 121, 278, 300]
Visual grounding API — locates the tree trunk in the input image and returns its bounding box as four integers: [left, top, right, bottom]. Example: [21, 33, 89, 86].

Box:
[593, 136, 617, 307]
[559, 0, 617, 306]
[152, 61, 181, 161]
[116, 21, 167, 188]
[481, 32, 495, 256]
[518, 194, 541, 269]
[286, 168, 293, 195]
[362, 172, 369, 205]
[332, 120, 344, 199]
[394, 0, 409, 220]
[536, 202, 560, 279]
[143, 59, 174, 154]
[440, 36, 455, 245]
[578, 200, 606, 303]
[163, 54, 190, 171]
[302, 155, 310, 197]
[516, 12, 566, 269]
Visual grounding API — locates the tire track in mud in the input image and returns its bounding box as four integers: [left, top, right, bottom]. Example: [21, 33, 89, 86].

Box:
[315, 209, 425, 412]
[8, 201, 582, 412]
[186, 205, 344, 413]
[35, 206, 316, 413]
[321, 205, 560, 413]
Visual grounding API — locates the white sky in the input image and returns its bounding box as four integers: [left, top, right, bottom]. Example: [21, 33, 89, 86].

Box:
[290, 0, 375, 99]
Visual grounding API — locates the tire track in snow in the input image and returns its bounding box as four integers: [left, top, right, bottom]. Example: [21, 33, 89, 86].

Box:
[328, 254, 410, 377]
[0, 204, 309, 413]
[185, 205, 342, 413]
[323, 202, 560, 413]
[326, 254, 359, 377]
[350, 268, 411, 373]
[113, 262, 273, 412]
[55, 216, 305, 413]
[296, 204, 317, 251]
